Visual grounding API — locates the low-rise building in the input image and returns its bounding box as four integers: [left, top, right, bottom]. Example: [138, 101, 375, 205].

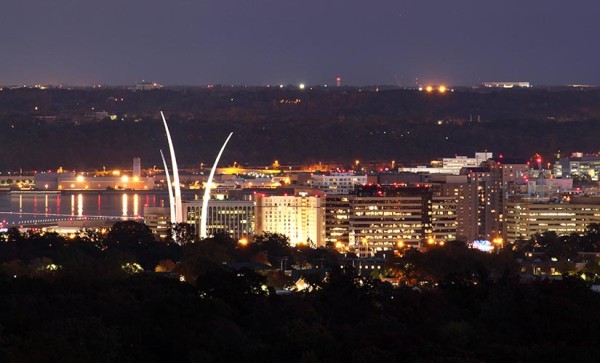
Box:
[144, 206, 171, 240]
[505, 197, 600, 242]
[307, 172, 367, 195]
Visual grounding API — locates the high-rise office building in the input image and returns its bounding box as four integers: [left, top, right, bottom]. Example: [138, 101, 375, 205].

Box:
[325, 185, 457, 251]
[255, 193, 324, 247]
[505, 197, 600, 242]
[184, 200, 255, 241]
[324, 195, 351, 245]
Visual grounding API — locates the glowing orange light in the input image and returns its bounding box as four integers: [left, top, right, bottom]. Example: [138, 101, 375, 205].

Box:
[438, 85, 447, 93]
[425, 86, 434, 93]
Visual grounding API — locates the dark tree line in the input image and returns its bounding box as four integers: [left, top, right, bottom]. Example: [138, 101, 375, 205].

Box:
[2, 87, 600, 169]
[1, 223, 600, 361]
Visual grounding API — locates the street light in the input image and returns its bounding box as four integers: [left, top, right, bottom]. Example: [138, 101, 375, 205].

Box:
[361, 237, 370, 258]
[492, 237, 504, 252]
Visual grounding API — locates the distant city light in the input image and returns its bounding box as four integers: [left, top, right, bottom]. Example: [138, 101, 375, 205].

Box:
[299, 83, 306, 90]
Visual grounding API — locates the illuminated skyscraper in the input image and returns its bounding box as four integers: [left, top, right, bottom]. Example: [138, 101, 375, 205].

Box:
[255, 193, 325, 247]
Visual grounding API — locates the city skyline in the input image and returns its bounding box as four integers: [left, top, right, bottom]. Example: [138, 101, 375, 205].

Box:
[1, 1, 599, 86]
[2, 1, 600, 358]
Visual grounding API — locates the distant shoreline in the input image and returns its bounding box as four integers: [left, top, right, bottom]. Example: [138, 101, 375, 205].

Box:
[1, 189, 175, 196]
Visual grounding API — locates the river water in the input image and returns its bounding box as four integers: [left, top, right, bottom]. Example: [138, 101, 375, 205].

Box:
[0, 191, 199, 227]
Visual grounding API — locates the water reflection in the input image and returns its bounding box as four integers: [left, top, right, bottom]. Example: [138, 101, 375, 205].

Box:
[0, 191, 177, 225]
[133, 194, 139, 216]
[122, 194, 128, 217]
[77, 194, 83, 217]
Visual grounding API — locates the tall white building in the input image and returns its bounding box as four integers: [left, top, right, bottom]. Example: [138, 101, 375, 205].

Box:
[255, 193, 325, 247]
[307, 172, 367, 195]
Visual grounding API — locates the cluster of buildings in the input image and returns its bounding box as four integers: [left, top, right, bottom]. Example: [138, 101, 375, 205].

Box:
[10, 150, 600, 254]
[141, 150, 600, 254]
[143, 164, 498, 252]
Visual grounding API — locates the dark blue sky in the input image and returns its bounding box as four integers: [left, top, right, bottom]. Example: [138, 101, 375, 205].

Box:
[1, 0, 598, 86]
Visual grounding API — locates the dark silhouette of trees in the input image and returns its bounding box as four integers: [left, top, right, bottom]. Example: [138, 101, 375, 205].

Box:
[3, 88, 600, 169]
[1, 226, 600, 361]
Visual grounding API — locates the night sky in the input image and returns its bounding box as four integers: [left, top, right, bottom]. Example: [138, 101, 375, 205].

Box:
[1, 0, 599, 86]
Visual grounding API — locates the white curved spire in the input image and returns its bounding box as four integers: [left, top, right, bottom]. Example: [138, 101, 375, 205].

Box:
[159, 149, 176, 225]
[200, 132, 233, 239]
[160, 111, 183, 223]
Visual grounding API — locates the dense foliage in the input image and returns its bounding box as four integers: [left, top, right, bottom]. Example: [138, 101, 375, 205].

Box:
[1, 87, 600, 169]
[1, 223, 600, 361]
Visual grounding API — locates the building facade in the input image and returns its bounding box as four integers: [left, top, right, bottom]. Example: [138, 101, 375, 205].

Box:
[255, 194, 324, 247]
[505, 198, 600, 242]
[184, 200, 255, 241]
[143, 206, 171, 240]
[325, 185, 457, 251]
[307, 172, 367, 195]
[554, 153, 600, 180]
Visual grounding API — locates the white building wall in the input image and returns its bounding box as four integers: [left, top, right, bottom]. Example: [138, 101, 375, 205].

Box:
[256, 195, 324, 247]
